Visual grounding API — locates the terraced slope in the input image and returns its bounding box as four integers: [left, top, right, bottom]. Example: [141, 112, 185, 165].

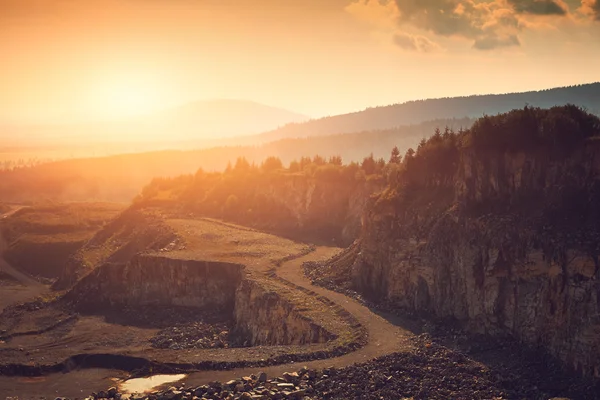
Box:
[0, 215, 416, 398]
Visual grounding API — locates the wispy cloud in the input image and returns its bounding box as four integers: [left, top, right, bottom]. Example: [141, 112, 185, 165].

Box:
[580, 0, 600, 20]
[393, 31, 441, 52]
[346, 0, 594, 51]
[508, 0, 568, 16]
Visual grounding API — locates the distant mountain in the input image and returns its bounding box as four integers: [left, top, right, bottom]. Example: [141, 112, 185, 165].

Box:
[0, 99, 309, 147]
[251, 83, 600, 143]
[140, 99, 309, 140]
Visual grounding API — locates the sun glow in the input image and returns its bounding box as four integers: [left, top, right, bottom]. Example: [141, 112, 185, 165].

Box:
[84, 73, 170, 120]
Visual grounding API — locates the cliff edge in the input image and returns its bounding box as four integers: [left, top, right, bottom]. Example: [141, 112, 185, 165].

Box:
[327, 105, 600, 377]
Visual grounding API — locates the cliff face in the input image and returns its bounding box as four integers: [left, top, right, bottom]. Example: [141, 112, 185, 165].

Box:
[352, 141, 600, 377]
[252, 175, 380, 246]
[66, 256, 243, 312]
[233, 278, 333, 346]
[65, 255, 332, 346]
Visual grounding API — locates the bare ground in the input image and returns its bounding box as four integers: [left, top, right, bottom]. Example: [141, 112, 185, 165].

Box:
[0, 218, 418, 398]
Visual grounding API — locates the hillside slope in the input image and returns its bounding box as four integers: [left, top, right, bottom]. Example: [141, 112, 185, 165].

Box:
[254, 83, 600, 142]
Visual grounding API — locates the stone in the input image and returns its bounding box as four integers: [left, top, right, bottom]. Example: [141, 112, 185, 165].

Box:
[282, 372, 299, 383]
[287, 389, 306, 399]
[257, 372, 268, 383]
[276, 383, 295, 389]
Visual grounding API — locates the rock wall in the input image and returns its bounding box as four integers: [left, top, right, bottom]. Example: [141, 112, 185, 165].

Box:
[252, 175, 381, 246]
[233, 278, 333, 346]
[66, 256, 243, 312]
[65, 255, 332, 347]
[184, 174, 381, 247]
[352, 142, 600, 378]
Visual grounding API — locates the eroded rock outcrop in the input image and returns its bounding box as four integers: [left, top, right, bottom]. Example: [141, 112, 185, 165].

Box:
[347, 107, 600, 377]
[65, 256, 243, 312]
[234, 278, 333, 346]
[252, 175, 380, 245]
[64, 255, 332, 347]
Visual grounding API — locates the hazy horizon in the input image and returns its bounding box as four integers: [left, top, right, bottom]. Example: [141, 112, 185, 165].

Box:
[2, 0, 600, 127]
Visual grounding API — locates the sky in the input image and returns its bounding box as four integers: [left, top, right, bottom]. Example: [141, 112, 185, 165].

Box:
[1, 0, 599, 124]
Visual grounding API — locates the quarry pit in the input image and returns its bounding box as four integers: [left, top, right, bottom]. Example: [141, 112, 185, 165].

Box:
[0, 216, 367, 380]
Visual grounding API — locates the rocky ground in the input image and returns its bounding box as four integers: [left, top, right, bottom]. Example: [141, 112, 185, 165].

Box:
[76, 335, 598, 400]
[0, 270, 20, 286]
[302, 262, 600, 400]
[103, 306, 231, 330]
[150, 322, 231, 350]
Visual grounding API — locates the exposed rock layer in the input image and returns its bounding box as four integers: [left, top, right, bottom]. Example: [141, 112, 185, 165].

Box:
[250, 175, 380, 246]
[233, 278, 333, 346]
[351, 141, 600, 377]
[65, 255, 331, 347]
[66, 256, 243, 312]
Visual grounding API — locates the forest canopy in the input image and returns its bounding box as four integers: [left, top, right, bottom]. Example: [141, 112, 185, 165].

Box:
[135, 105, 600, 226]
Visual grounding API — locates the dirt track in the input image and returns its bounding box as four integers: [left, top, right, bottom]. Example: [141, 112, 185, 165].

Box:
[0, 245, 418, 398]
[166, 247, 417, 388]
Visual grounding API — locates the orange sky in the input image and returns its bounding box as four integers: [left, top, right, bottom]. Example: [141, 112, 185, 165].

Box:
[1, 0, 599, 123]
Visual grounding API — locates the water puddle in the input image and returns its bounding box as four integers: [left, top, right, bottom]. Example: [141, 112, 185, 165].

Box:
[119, 374, 187, 393]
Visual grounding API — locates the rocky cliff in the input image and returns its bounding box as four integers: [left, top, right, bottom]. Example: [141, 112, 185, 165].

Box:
[249, 174, 380, 246]
[137, 169, 383, 247]
[233, 278, 333, 346]
[66, 256, 243, 312]
[65, 254, 332, 347]
[347, 107, 600, 377]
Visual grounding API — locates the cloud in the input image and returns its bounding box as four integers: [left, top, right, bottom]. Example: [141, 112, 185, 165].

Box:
[346, 0, 442, 51]
[345, 0, 400, 29]
[507, 0, 567, 15]
[347, 0, 578, 50]
[580, 0, 600, 20]
[392, 31, 440, 51]
[391, 0, 522, 49]
[473, 33, 521, 49]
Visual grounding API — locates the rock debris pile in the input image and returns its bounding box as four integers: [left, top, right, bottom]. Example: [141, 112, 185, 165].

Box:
[151, 322, 231, 350]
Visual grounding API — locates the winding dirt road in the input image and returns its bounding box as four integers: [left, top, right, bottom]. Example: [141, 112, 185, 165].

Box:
[0, 240, 418, 398]
[174, 247, 417, 387]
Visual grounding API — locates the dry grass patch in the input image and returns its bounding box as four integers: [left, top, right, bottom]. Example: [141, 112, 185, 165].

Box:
[164, 218, 310, 272]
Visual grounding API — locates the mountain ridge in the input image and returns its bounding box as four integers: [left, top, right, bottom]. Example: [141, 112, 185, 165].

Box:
[250, 82, 600, 143]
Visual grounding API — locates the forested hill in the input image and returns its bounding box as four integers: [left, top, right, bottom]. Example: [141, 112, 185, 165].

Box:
[253, 83, 600, 143]
[0, 118, 464, 202]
